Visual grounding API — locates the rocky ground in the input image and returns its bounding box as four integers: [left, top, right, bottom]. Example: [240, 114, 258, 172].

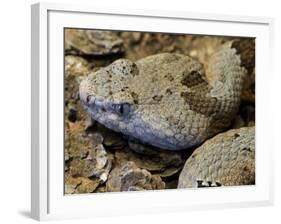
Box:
[64, 29, 255, 194]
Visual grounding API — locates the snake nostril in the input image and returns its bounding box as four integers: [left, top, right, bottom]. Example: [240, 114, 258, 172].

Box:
[86, 95, 91, 103]
[86, 95, 95, 105]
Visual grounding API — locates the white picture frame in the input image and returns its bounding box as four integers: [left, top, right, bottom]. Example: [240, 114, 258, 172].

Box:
[31, 2, 274, 221]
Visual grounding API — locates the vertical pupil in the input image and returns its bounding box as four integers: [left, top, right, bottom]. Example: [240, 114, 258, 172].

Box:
[113, 103, 130, 115]
[119, 104, 123, 114]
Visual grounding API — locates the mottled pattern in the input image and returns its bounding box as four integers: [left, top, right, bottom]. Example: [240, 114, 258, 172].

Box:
[106, 162, 165, 192]
[65, 29, 124, 56]
[231, 39, 255, 75]
[178, 126, 255, 188]
[65, 55, 90, 77]
[79, 40, 253, 150]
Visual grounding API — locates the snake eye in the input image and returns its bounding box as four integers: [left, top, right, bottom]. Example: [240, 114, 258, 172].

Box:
[112, 103, 130, 115]
[117, 104, 123, 114]
[113, 104, 123, 114]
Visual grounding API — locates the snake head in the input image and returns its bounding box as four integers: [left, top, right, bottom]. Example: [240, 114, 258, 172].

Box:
[79, 59, 138, 127]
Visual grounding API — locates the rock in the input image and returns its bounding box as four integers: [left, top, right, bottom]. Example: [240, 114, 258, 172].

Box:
[240, 48, 255, 103]
[66, 121, 113, 184]
[128, 141, 160, 156]
[88, 132, 104, 145]
[120, 32, 142, 44]
[64, 55, 90, 126]
[178, 127, 255, 188]
[189, 37, 230, 65]
[95, 124, 127, 149]
[65, 122, 89, 159]
[84, 115, 97, 132]
[75, 177, 100, 193]
[94, 185, 107, 193]
[69, 143, 112, 183]
[106, 162, 165, 192]
[65, 55, 89, 77]
[67, 105, 78, 122]
[65, 29, 124, 56]
[115, 146, 184, 177]
[65, 175, 100, 194]
[103, 133, 127, 149]
[64, 149, 70, 162]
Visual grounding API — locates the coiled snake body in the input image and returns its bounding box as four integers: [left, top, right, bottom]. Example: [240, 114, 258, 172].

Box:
[178, 126, 255, 187]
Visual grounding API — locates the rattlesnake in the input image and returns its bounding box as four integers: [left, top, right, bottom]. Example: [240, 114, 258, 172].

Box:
[79, 39, 254, 151]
